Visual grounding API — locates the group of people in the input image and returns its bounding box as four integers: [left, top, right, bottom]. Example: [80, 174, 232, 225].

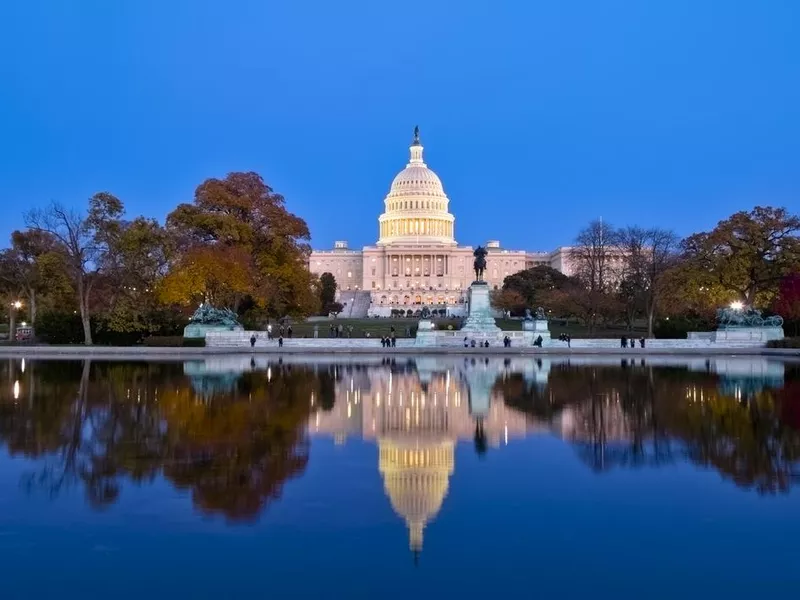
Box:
[380, 334, 397, 348]
[329, 324, 352, 338]
[265, 323, 292, 340]
[621, 336, 646, 349]
[463, 337, 491, 348]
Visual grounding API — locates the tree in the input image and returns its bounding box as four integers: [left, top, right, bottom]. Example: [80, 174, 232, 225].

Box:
[490, 288, 526, 315]
[617, 226, 681, 337]
[679, 206, 800, 306]
[773, 274, 800, 336]
[569, 220, 619, 333]
[500, 265, 569, 313]
[98, 217, 173, 334]
[166, 172, 318, 317]
[318, 272, 338, 315]
[25, 195, 125, 345]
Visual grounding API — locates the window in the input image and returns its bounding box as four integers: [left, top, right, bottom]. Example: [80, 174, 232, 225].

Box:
[372, 281, 376, 289]
[347, 271, 352, 278]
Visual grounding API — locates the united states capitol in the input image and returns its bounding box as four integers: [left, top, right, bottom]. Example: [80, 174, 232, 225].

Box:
[308, 127, 581, 318]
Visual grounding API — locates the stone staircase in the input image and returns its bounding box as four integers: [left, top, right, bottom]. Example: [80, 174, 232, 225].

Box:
[336, 291, 356, 317]
[349, 291, 371, 318]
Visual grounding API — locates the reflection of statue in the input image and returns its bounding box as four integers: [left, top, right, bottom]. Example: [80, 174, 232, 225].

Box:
[189, 302, 242, 328]
[716, 307, 783, 329]
[473, 246, 488, 282]
[535, 307, 547, 321]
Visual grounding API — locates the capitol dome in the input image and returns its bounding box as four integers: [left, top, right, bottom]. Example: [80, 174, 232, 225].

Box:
[377, 127, 456, 246]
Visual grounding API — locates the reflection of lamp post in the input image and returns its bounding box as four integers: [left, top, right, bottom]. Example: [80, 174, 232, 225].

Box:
[8, 300, 22, 343]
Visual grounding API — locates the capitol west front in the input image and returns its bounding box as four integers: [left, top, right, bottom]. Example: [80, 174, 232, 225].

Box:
[308, 129, 577, 317]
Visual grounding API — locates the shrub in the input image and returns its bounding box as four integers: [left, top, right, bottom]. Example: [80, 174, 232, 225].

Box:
[35, 311, 86, 344]
[766, 338, 800, 349]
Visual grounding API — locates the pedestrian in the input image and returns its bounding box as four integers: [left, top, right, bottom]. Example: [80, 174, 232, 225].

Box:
[484, 340, 490, 348]
[534, 335, 543, 348]
[313, 325, 319, 339]
[381, 336, 386, 347]
[279, 324, 285, 337]
[329, 324, 334, 337]
[348, 325, 353, 338]
[278, 335, 284, 348]
[620, 335, 627, 348]
[288, 325, 293, 339]
[470, 339, 476, 348]
[267, 324, 273, 340]
[250, 334, 257, 349]
[391, 332, 396, 347]
[464, 336, 469, 348]
[639, 337, 645, 348]
[630, 338, 635, 349]
[566, 334, 571, 348]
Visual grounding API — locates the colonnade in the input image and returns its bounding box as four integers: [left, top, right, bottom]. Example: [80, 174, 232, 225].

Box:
[380, 218, 453, 239]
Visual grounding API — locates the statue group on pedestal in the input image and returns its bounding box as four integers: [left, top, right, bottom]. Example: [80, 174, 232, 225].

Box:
[189, 302, 242, 328]
[716, 307, 783, 328]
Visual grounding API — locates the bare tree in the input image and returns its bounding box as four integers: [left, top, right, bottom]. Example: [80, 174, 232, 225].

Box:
[618, 226, 681, 338]
[25, 195, 124, 345]
[570, 220, 619, 333]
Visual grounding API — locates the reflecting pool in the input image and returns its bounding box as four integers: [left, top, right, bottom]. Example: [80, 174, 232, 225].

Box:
[1, 356, 799, 598]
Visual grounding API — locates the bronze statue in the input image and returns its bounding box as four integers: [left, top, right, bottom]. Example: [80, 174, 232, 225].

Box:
[413, 125, 420, 145]
[473, 246, 488, 281]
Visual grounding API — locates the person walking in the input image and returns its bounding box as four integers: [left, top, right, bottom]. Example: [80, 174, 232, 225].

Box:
[278, 335, 284, 348]
[279, 324, 285, 338]
[267, 324, 273, 340]
[250, 334, 257, 350]
[287, 325, 293, 339]
[391, 332, 396, 347]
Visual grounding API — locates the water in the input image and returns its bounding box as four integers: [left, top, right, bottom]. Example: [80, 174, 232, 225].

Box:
[1, 355, 799, 598]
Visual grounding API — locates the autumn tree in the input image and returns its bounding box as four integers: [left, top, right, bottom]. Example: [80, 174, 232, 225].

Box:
[490, 288, 526, 316]
[773, 274, 800, 335]
[25, 195, 125, 345]
[97, 217, 174, 334]
[679, 206, 800, 307]
[164, 172, 318, 317]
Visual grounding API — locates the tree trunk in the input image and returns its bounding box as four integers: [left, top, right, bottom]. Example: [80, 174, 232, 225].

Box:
[8, 310, 16, 343]
[78, 280, 93, 345]
[28, 289, 37, 327]
[647, 305, 655, 339]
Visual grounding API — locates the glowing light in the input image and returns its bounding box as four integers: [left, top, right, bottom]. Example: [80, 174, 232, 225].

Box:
[21, 359, 25, 373]
[730, 301, 744, 311]
[13, 380, 20, 400]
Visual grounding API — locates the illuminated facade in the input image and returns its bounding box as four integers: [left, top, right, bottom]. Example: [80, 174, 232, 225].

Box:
[307, 128, 580, 316]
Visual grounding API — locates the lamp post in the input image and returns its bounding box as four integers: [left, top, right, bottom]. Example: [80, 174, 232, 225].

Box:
[8, 300, 22, 342]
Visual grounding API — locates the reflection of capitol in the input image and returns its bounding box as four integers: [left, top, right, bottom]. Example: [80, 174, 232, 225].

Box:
[310, 359, 535, 554]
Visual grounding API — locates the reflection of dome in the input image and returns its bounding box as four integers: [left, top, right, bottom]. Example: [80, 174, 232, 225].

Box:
[379, 440, 454, 553]
[377, 128, 456, 246]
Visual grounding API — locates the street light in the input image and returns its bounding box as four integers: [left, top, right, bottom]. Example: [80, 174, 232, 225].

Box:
[12, 301, 22, 310]
[730, 301, 744, 311]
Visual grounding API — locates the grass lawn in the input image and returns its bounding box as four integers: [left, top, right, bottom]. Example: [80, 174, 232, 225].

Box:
[275, 318, 459, 338]
[279, 317, 647, 339]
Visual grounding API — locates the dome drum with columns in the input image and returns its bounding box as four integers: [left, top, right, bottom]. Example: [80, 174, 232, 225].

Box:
[308, 127, 580, 317]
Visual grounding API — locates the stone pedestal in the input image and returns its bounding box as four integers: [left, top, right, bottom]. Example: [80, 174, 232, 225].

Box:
[184, 323, 243, 339]
[461, 283, 501, 335]
[415, 319, 438, 347]
[521, 319, 551, 345]
[711, 326, 784, 344]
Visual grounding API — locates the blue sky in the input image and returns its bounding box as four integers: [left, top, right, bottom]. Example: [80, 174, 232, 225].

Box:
[1, 0, 798, 251]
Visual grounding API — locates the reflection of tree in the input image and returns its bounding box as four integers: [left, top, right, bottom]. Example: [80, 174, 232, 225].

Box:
[0, 361, 316, 520]
[496, 363, 800, 493]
